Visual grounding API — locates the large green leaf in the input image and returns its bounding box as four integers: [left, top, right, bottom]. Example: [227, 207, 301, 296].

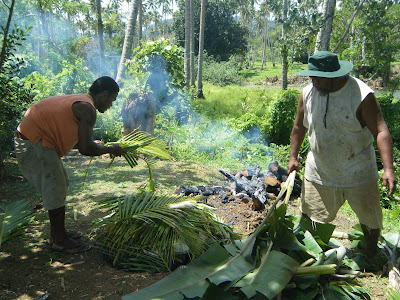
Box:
[235, 250, 299, 299]
[122, 242, 255, 300]
[0, 200, 33, 248]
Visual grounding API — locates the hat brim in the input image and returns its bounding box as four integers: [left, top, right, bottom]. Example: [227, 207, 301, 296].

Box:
[296, 60, 353, 78]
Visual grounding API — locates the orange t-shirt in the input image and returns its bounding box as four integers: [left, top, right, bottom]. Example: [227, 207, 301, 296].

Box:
[17, 94, 95, 158]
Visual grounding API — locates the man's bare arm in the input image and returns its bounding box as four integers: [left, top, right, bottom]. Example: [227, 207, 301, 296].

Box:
[288, 93, 307, 174]
[358, 93, 396, 196]
[72, 101, 125, 157]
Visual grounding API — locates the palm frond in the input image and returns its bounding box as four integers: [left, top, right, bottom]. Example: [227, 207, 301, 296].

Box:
[103, 129, 172, 191]
[0, 200, 33, 248]
[94, 191, 239, 272]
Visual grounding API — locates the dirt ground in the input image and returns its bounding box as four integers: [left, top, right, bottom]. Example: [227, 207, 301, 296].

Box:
[0, 155, 390, 300]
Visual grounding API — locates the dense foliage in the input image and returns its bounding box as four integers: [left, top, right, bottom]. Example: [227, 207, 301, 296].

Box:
[172, 0, 248, 61]
[200, 55, 244, 86]
[125, 38, 185, 101]
[0, 24, 34, 178]
[263, 88, 300, 145]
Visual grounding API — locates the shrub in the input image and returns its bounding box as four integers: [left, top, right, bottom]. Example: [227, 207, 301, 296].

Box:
[0, 64, 35, 177]
[377, 92, 400, 147]
[263, 88, 300, 145]
[229, 112, 263, 143]
[201, 56, 244, 86]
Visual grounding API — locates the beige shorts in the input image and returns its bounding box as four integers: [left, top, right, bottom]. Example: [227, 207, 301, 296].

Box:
[14, 138, 69, 210]
[301, 178, 383, 229]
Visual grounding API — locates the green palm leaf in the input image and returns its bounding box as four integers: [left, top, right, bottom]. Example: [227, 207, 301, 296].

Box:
[82, 129, 173, 189]
[94, 191, 239, 272]
[0, 200, 33, 248]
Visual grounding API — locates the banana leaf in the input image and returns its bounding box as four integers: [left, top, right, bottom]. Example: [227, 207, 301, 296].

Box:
[0, 200, 33, 248]
[122, 241, 256, 300]
[234, 250, 300, 299]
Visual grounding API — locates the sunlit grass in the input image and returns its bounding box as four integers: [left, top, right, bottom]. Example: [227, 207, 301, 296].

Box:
[241, 61, 307, 83]
[192, 82, 280, 120]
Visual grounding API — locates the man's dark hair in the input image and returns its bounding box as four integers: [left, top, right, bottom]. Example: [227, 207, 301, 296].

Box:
[89, 76, 119, 95]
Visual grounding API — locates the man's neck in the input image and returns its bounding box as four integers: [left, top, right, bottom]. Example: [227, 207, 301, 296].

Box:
[330, 75, 349, 92]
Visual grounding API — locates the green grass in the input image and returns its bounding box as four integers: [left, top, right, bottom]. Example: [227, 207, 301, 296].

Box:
[192, 82, 281, 120]
[241, 61, 307, 83]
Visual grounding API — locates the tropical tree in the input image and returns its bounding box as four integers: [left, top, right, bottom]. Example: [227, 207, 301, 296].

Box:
[196, 0, 206, 98]
[281, 0, 288, 90]
[116, 0, 140, 83]
[0, 0, 34, 178]
[314, 0, 336, 52]
[173, 0, 248, 61]
[96, 0, 105, 72]
[184, 0, 191, 88]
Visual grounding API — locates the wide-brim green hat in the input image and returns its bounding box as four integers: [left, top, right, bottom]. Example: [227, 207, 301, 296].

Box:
[296, 51, 353, 78]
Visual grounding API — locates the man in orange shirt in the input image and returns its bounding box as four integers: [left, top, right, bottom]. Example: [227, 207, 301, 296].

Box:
[14, 76, 125, 254]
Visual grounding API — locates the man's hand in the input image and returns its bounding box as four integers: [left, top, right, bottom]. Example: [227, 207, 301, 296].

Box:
[382, 169, 396, 196]
[287, 157, 300, 174]
[108, 144, 126, 157]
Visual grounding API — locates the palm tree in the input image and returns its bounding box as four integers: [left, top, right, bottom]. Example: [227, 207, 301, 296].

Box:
[116, 0, 140, 83]
[184, 0, 191, 89]
[315, 0, 336, 52]
[96, 0, 105, 74]
[281, 0, 288, 90]
[196, 0, 206, 98]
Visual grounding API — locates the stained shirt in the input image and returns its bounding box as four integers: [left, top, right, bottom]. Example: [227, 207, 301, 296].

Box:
[303, 76, 379, 187]
[18, 94, 94, 158]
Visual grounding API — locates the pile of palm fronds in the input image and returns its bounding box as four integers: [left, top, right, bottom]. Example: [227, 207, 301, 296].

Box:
[121, 172, 398, 300]
[0, 200, 33, 248]
[84, 129, 172, 190]
[93, 191, 240, 273]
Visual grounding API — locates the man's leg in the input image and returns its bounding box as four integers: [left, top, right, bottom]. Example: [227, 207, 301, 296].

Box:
[360, 223, 380, 260]
[48, 206, 88, 253]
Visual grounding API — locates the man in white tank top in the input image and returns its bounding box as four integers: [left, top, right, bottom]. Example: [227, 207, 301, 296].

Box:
[288, 51, 396, 264]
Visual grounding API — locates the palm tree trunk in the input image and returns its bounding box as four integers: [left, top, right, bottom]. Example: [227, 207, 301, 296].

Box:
[190, 0, 195, 87]
[96, 0, 105, 75]
[315, 0, 336, 52]
[281, 0, 288, 90]
[197, 0, 206, 98]
[116, 0, 140, 83]
[261, 0, 268, 71]
[138, 0, 143, 42]
[184, 0, 191, 89]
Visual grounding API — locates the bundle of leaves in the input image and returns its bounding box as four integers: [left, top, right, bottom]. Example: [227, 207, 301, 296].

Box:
[93, 191, 240, 273]
[122, 172, 399, 299]
[84, 129, 172, 191]
[0, 200, 33, 248]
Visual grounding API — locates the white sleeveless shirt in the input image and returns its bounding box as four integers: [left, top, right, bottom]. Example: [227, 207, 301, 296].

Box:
[303, 76, 379, 187]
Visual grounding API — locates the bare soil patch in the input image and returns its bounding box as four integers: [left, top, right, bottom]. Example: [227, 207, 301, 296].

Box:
[0, 155, 390, 299]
